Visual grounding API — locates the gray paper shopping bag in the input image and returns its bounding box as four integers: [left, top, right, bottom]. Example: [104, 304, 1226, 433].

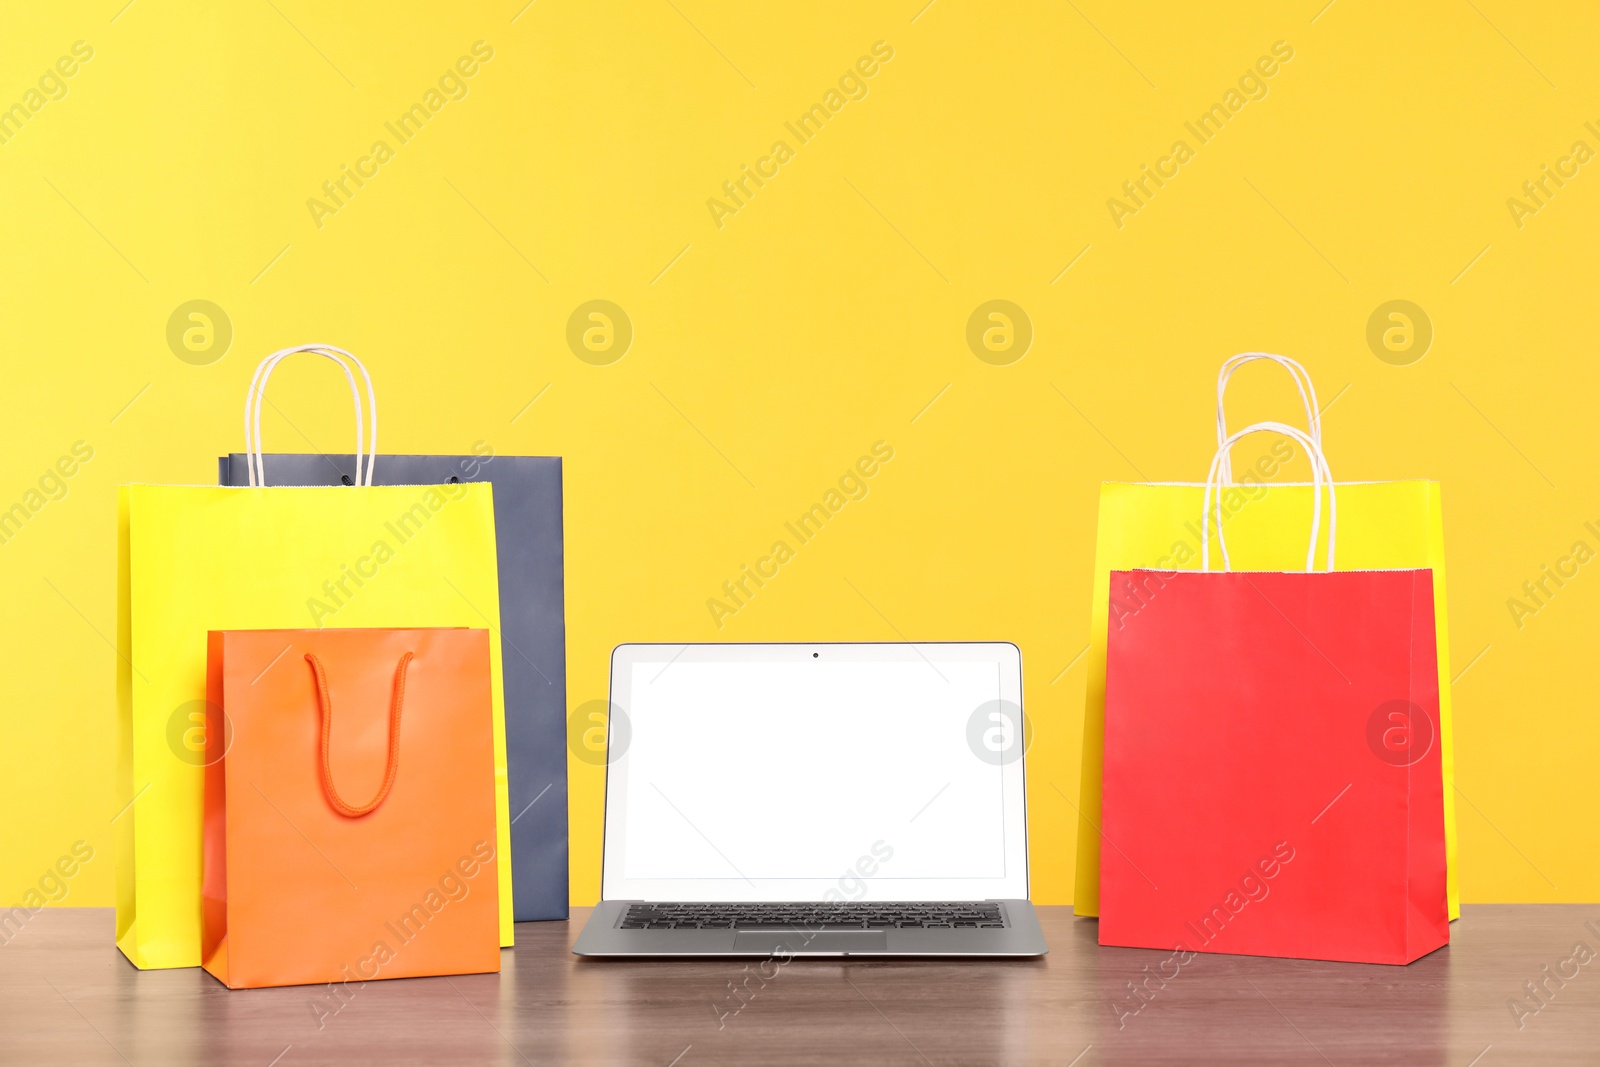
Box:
[221, 448, 569, 921]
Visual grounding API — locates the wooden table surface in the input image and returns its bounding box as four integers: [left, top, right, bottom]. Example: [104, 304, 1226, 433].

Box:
[4, 906, 1598, 1065]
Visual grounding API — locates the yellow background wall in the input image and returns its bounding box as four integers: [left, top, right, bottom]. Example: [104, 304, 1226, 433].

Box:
[3, 1, 1595, 909]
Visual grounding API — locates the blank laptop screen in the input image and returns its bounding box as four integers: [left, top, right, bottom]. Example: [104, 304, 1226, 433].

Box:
[602, 645, 1027, 901]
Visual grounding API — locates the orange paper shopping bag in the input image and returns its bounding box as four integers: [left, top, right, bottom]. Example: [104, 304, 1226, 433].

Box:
[202, 628, 501, 989]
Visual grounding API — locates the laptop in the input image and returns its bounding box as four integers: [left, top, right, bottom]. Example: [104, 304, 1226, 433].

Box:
[572, 642, 1047, 957]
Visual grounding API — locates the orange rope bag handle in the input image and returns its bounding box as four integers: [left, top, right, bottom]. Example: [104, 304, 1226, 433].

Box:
[304, 651, 414, 817]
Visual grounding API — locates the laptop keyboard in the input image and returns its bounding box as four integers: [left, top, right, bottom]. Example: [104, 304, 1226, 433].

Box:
[620, 902, 1005, 930]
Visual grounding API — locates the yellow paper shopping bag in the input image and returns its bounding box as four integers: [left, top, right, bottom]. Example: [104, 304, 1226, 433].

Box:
[1072, 354, 1459, 920]
[116, 347, 516, 969]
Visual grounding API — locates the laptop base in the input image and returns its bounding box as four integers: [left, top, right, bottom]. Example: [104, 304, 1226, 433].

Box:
[572, 899, 1048, 957]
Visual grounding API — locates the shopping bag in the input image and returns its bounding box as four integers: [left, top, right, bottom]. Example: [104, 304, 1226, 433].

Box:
[1074, 353, 1458, 920]
[116, 347, 514, 970]
[202, 628, 500, 989]
[218, 449, 567, 923]
[1098, 423, 1448, 964]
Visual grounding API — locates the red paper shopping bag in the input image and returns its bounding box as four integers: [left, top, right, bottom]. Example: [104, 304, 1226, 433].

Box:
[1098, 423, 1448, 965]
[202, 628, 501, 989]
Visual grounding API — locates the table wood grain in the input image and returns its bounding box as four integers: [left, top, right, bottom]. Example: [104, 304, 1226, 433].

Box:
[3, 906, 1598, 1065]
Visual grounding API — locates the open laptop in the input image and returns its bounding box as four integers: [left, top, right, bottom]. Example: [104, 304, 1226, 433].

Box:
[572, 642, 1047, 957]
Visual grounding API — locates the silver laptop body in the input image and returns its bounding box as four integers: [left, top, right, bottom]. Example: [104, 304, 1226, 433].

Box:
[573, 642, 1047, 957]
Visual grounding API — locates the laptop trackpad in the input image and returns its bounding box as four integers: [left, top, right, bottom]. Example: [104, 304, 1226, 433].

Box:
[733, 930, 888, 954]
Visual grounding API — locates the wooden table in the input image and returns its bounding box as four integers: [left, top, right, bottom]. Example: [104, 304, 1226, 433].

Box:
[3, 906, 1597, 1065]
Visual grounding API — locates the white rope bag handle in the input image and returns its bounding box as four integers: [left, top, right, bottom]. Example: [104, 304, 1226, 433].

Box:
[1215, 353, 1322, 484]
[244, 345, 378, 487]
[1202, 420, 1337, 573]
